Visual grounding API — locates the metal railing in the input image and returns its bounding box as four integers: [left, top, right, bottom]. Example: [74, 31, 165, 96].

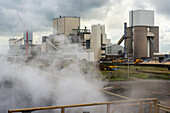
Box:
[8, 89, 170, 113]
[101, 89, 132, 100]
[158, 104, 170, 112]
[8, 98, 160, 113]
[101, 89, 170, 113]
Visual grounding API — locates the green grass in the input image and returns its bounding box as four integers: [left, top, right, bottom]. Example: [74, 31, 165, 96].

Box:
[131, 74, 149, 79]
[105, 78, 128, 81]
[101, 65, 170, 81]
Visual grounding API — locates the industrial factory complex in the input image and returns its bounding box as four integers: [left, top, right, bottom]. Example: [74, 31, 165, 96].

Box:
[5, 8, 170, 113]
[8, 10, 170, 64]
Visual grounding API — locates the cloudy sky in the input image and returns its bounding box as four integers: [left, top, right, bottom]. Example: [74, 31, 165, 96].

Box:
[0, 0, 170, 54]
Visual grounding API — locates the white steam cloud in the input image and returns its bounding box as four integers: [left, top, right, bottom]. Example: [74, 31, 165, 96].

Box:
[0, 35, 106, 113]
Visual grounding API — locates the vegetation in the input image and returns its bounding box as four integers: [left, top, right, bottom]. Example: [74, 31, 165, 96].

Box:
[101, 65, 170, 81]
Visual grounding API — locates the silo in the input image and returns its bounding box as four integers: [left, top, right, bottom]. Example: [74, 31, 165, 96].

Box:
[91, 25, 102, 61]
[126, 10, 159, 58]
[133, 26, 148, 58]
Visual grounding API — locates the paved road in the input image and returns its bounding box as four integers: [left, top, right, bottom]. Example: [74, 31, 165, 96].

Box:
[103, 80, 170, 106]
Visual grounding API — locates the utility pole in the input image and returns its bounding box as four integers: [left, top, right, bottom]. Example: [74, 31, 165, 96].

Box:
[128, 57, 130, 80]
[124, 22, 127, 58]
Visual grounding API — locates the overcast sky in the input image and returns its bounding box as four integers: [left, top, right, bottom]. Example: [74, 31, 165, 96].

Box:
[0, 0, 170, 54]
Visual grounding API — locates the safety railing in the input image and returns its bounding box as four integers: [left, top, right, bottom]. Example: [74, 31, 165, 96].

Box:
[158, 104, 170, 112]
[101, 89, 170, 112]
[101, 89, 132, 100]
[8, 98, 159, 113]
[111, 102, 154, 113]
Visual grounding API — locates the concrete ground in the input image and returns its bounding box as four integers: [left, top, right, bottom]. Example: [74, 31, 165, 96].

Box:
[104, 80, 170, 106]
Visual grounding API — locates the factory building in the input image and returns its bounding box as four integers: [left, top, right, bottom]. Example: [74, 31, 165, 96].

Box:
[68, 24, 111, 61]
[53, 16, 80, 36]
[9, 16, 112, 62]
[41, 35, 94, 61]
[8, 38, 23, 55]
[8, 30, 42, 57]
[91, 24, 111, 61]
[119, 10, 159, 58]
[105, 44, 124, 56]
[68, 26, 91, 50]
[154, 53, 170, 62]
[105, 44, 124, 60]
[53, 16, 111, 61]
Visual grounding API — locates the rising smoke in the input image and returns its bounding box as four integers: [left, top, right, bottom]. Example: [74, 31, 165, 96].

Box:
[0, 35, 106, 113]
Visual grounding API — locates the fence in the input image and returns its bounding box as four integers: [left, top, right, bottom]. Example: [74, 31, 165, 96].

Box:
[8, 98, 162, 113]
[8, 89, 170, 113]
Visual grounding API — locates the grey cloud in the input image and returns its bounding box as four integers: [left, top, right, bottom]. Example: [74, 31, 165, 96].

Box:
[160, 43, 170, 53]
[132, 0, 170, 18]
[149, 0, 170, 18]
[131, 0, 149, 10]
[0, 7, 21, 36]
[56, 0, 111, 19]
[0, 0, 24, 11]
[0, 0, 57, 36]
[0, 0, 112, 37]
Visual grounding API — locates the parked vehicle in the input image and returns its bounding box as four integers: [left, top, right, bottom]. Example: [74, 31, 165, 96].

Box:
[134, 59, 143, 64]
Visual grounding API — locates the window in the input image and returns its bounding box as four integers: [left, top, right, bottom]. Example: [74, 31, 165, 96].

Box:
[107, 46, 112, 54]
